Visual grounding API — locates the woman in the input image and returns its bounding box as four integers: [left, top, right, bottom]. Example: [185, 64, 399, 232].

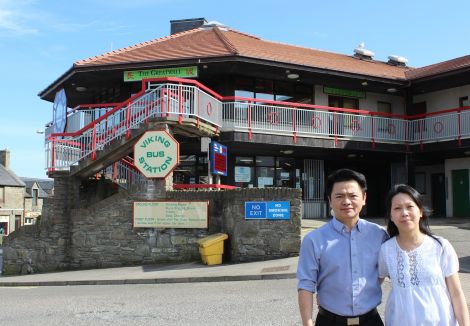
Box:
[379, 184, 469, 326]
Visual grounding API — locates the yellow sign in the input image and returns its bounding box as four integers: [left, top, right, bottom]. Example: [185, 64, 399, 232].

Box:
[134, 130, 180, 178]
[133, 201, 208, 228]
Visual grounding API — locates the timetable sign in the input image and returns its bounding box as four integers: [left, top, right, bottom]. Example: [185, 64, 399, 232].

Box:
[210, 141, 228, 176]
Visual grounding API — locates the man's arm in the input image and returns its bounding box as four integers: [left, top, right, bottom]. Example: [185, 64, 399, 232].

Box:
[298, 289, 315, 326]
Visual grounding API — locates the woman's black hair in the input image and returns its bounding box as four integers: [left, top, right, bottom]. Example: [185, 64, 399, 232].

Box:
[385, 184, 441, 245]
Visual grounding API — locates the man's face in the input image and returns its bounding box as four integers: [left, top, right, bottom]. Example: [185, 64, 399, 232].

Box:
[329, 180, 366, 224]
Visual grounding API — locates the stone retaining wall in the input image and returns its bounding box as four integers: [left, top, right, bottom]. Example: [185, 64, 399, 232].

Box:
[1, 175, 301, 275]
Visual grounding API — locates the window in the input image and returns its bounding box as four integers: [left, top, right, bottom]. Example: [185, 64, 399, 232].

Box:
[256, 156, 275, 188]
[328, 96, 358, 109]
[32, 188, 38, 206]
[378, 101, 392, 114]
[459, 96, 469, 107]
[15, 215, 21, 230]
[173, 155, 208, 184]
[276, 157, 295, 187]
[234, 77, 313, 104]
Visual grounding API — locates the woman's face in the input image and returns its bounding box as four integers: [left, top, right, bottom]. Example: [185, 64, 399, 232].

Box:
[390, 193, 423, 233]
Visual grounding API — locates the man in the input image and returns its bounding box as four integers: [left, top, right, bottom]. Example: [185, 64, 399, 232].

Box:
[297, 169, 388, 326]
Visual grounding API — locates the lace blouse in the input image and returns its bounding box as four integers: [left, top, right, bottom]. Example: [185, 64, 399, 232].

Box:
[378, 235, 459, 326]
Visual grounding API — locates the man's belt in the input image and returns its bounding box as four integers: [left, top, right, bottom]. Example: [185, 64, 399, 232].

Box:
[318, 306, 379, 325]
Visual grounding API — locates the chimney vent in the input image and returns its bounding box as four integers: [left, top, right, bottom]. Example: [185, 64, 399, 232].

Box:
[0, 149, 10, 169]
[170, 18, 207, 35]
[353, 42, 375, 60]
[387, 55, 408, 66]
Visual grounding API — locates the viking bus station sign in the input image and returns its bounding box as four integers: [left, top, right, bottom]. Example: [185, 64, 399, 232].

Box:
[134, 130, 180, 178]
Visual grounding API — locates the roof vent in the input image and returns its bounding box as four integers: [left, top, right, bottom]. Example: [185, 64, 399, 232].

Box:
[353, 42, 375, 60]
[387, 55, 408, 66]
[202, 20, 228, 31]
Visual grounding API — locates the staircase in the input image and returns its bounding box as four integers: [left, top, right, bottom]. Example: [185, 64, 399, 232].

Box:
[46, 79, 222, 181]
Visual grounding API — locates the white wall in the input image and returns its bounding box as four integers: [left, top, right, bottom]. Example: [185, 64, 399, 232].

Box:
[445, 157, 470, 217]
[314, 85, 406, 114]
[413, 85, 470, 113]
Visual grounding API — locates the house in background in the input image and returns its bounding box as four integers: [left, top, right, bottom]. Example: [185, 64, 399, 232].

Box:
[0, 149, 25, 235]
[21, 178, 53, 225]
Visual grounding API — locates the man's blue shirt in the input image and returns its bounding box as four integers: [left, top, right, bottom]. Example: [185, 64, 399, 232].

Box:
[297, 217, 388, 316]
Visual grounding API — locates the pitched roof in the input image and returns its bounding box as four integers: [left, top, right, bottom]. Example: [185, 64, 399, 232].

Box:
[405, 55, 470, 80]
[0, 165, 25, 187]
[74, 26, 410, 81]
[20, 177, 54, 196]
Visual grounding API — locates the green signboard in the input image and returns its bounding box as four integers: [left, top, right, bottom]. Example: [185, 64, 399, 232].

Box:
[323, 86, 366, 99]
[133, 201, 208, 228]
[124, 66, 198, 82]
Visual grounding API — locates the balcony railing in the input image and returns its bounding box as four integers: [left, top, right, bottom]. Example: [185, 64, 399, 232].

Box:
[45, 77, 470, 172]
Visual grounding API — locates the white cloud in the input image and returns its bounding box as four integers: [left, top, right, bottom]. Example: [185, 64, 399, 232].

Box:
[0, 0, 39, 35]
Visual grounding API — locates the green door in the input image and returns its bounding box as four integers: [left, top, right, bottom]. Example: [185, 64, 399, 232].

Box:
[452, 169, 470, 217]
[431, 173, 446, 217]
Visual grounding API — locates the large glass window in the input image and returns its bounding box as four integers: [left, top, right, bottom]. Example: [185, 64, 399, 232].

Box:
[234, 77, 313, 104]
[276, 157, 295, 187]
[235, 155, 300, 188]
[378, 101, 392, 114]
[256, 156, 275, 188]
[173, 155, 208, 184]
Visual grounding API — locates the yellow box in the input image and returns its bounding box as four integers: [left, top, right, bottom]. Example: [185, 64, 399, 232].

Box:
[202, 254, 222, 265]
[197, 233, 228, 265]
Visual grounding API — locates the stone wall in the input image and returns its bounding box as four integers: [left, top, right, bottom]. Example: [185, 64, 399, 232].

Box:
[168, 188, 302, 262]
[1, 175, 301, 274]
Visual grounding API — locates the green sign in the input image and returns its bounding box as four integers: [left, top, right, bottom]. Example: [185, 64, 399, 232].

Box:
[134, 130, 179, 178]
[323, 86, 366, 99]
[133, 201, 208, 228]
[124, 66, 198, 82]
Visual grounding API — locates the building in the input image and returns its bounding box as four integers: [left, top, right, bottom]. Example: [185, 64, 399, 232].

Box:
[0, 150, 25, 235]
[39, 18, 470, 218]
[21, 177, 54, 225]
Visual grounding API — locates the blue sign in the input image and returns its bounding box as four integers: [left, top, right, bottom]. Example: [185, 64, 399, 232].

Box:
[210, 141, 228, 176]
[245, 202, 267, 219]
[267, 201, 290, 220]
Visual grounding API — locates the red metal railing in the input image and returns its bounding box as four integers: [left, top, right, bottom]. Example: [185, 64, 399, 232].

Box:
[45, 78, 470, 173]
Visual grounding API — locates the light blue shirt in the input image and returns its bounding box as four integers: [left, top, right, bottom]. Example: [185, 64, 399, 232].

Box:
[297, 217, 388, 316]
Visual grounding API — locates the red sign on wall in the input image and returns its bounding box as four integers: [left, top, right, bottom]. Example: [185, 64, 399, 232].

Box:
[210, 141, 227, 176]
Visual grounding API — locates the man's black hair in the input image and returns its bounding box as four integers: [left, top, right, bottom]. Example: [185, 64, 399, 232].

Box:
[326, 169, 367, 199]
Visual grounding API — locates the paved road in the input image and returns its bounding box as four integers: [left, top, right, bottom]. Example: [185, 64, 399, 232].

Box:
[0, 280, 300, 326]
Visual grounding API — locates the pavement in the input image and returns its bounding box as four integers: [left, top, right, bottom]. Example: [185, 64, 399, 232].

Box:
[0, 218, 469, 287]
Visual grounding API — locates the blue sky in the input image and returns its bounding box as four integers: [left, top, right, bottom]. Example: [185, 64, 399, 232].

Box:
[1, 0, 469, 178]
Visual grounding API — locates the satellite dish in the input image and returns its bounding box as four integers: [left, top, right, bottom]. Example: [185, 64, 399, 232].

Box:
[53, 89, 67, 133]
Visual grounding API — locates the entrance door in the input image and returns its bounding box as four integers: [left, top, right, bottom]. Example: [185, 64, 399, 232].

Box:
[302, 159, 326, 219]
[431, 173, 446, 217]
[452, 169, 470, 217]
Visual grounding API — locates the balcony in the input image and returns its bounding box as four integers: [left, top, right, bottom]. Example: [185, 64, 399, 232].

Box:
[44, 78, 470, 173]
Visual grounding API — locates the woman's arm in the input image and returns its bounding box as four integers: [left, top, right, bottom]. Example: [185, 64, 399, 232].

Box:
[446, 273, 470, 326]
[298, 289, 315, 326]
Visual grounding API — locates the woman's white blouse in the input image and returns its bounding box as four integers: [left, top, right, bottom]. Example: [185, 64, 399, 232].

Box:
[378, 235, 459, 326]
